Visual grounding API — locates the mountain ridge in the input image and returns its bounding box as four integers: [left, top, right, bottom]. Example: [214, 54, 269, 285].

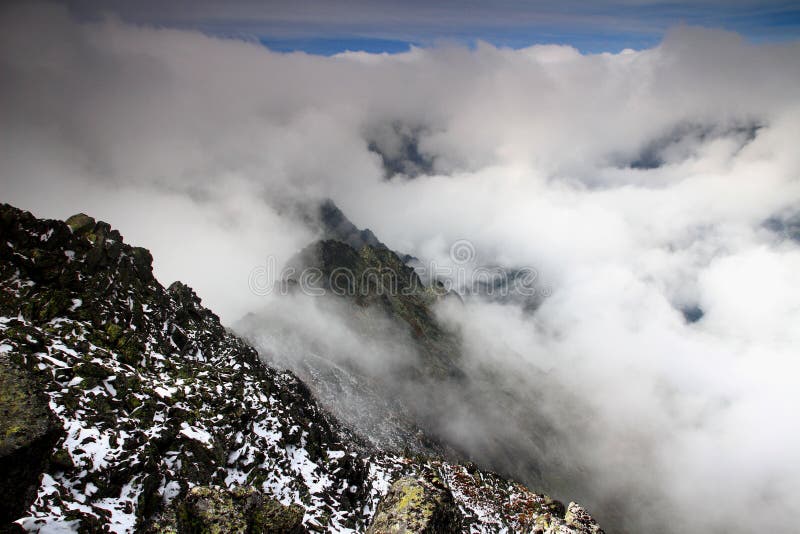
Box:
[0, 202, 603, 533]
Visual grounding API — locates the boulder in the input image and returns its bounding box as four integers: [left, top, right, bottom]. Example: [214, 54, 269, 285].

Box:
[367, 476, 461, 534]
[65, 213, 95, 235]
[0, 354, 62, 524]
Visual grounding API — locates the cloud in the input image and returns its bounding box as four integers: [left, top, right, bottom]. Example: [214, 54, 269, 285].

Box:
[2, 4, 800, 532]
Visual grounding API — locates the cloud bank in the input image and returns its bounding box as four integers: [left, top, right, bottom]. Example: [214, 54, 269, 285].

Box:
[2, 3, 800, 532]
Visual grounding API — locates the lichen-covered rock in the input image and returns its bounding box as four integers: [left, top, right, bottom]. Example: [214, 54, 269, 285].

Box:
[175, 486, 305, 534]
[64, 213, 95, 235]
[0, 353, 62, 525]
[564, 502, 604, 533]
[367, 476, 461, 534]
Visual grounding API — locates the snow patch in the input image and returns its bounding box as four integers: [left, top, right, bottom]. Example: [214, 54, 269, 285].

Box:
[180, 422, 213, 447]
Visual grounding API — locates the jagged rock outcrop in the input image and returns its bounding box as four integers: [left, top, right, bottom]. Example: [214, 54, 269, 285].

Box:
[0, 203, 603, 533]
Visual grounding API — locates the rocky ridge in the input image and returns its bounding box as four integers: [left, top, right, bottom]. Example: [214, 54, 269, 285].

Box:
[244, 210, 562, 497]
[0, 203, 602, 533]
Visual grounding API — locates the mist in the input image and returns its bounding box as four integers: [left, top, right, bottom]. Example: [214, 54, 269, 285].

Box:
[2, 3, 800, 532]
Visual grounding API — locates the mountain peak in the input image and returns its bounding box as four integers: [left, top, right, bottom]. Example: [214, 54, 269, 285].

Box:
[318, 199, 387, 251]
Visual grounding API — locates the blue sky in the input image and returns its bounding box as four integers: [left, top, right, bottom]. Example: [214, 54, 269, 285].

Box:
[63, 0, 800, 54]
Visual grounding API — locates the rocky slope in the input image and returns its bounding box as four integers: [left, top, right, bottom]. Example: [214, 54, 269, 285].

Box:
[0, 203, 603, 533]
[240, 209, 564, 498]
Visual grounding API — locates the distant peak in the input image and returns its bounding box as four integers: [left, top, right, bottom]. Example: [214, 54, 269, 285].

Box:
[317, 198, 388, 251]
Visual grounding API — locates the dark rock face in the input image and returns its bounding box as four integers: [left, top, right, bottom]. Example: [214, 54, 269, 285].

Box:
[0, 355, 62, 524]
[366, 476, 461, 534]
